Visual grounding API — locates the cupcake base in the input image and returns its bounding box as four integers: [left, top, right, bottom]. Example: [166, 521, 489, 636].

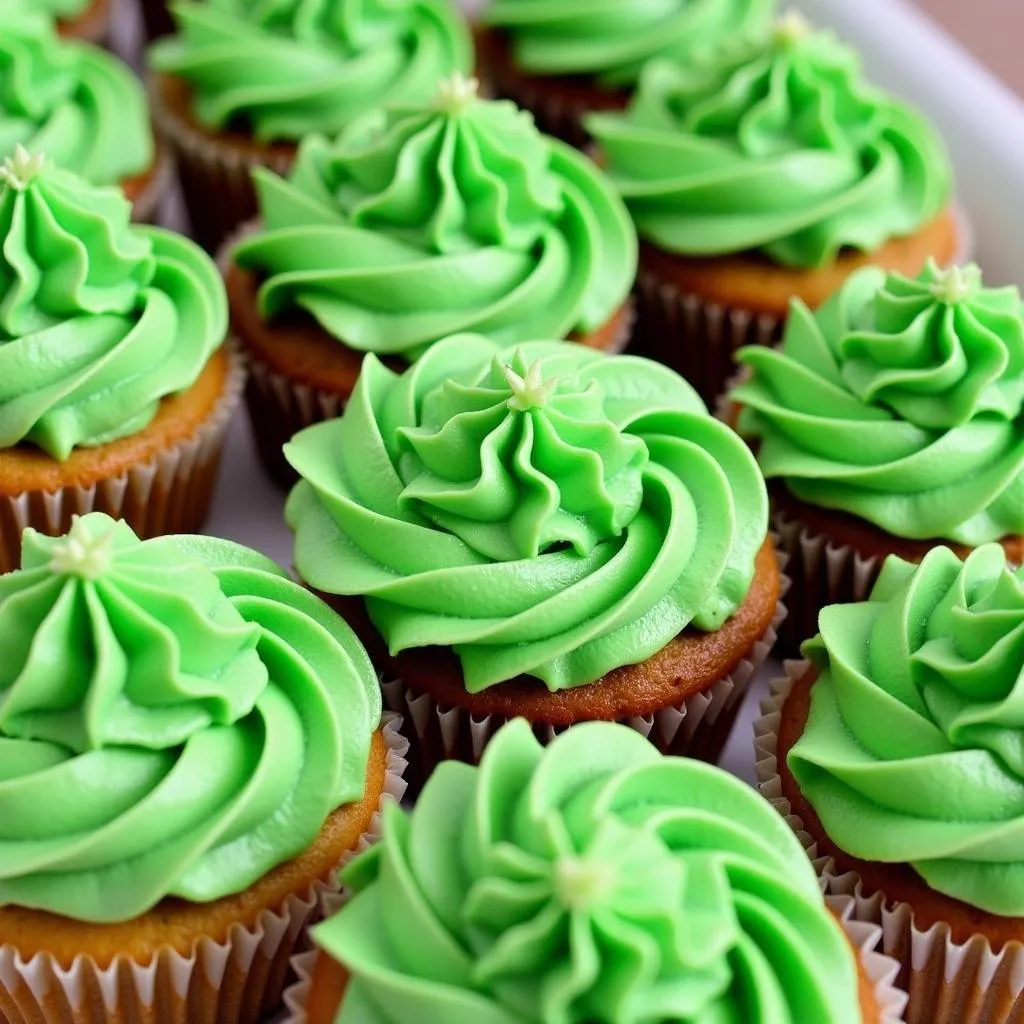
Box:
[225, 248, 636, 488]
[125, 141, 174, 225]
[475, 26, 630, 147]
[149, 75, 297, 253]
[0, 718, 409, 1024]
[319, 536, 785, 791]
[632, 207, 962, 405]
[57, 0, 111, 45]
[756, 662, 1024, 1024]
[0, 345, 245, 574]
[281, 889, 906, 1024]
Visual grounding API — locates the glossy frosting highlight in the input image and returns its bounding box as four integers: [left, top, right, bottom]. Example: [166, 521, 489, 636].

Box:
[0, 8, 152, 185]
[586, 19, 952, 267]
[789, 545, 1024, 916]
[0, 513, 382, 923]
[285, 335, 767, 691]
[0, 154, 226, 460]
[483, 0, 774, 87]
[148, 0, 473, 143]
[733, 262, 1024, 543]
[234, 79, 637, 359]
[317, 719, 862, 1023]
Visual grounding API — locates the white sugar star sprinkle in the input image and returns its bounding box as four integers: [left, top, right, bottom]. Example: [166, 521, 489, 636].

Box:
[554, 857, 613, 912]
[928, 264, 981, 304]
[0, 145, 46, 192]
[433, 72, 480, 114]
[773, 10, 812, 46]
[49, 517, 117, 580]
[502, 359, 558, 412]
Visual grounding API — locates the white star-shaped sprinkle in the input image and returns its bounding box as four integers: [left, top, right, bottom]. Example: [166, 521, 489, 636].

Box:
[49, 517, 118, 580]
[928, 264, 981, 304]
[433, 72, 480, 115]
[773, 10, 812, 47]
[0, 145, 46, 192]
[502, 359, 558, 412]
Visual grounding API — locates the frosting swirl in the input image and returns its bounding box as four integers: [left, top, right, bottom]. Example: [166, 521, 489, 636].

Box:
[318, 719, 862, 1023]
[285, 335, 767, 691]
[0, 8, 152, 185]
[147, 0, 473, 143]
[0, 154, 227, 460]
[233, 79, 636, 359]
[483, 0, 774, 87]
[586, 20, 952, 268]
[789, 545, 1024, 916]
[0, 513, 382, 923]
[733, 262, 1024, 544]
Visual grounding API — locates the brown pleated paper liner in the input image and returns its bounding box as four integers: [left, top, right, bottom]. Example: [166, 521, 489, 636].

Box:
[0, 718, 409, 1024]
[755, 662, 1024, 1024]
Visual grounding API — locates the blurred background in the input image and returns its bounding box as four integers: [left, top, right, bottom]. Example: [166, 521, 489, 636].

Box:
[919, 0, 1019, 94]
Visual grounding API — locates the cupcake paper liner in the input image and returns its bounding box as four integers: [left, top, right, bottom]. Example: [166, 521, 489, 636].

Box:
[0, 345, 246, 575]
[381, 550, 788, 785]
[61, 0, 111, 47]
[149, 81, 295, 253]
[635, 205, 976, 408]
[138, 0, 176, 44]
[278, 876, 906, 1024]
[755, 663, 1024, 1024]
[0, 717, 409, 1024]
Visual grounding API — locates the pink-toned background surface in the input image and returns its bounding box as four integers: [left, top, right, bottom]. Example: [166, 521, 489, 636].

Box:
[916, 0, 1021, 94]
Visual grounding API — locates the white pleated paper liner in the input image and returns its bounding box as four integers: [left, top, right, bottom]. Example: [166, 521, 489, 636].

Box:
[279, 882, 906, 1023]
[148, 77, 296, 253]
[380, 547, 788, 786]
[0, 344, 246, 575]
[755, 661, 1024, 1024]
[633, 203, 976, 409]
[0, 717, 409, 1024]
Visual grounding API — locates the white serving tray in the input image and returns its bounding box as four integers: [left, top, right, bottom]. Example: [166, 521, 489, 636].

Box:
[129, 0, 1024, 787]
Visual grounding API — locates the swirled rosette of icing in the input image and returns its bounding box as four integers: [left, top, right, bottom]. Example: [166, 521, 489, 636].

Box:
[0, 151, 226, 460]
[148, 0, 473, 142]
[285, 335, 767, 691]
[733, 261, 1024, 543]
[0, 513, 382, 923]
[315, 719, 862, 1023]
[482, 0, 774, 87]
[586, 13, 951, 268]
[0, 7, 151, 185]
[789, 545, 1024, 916]
[233, 75, 636, 359]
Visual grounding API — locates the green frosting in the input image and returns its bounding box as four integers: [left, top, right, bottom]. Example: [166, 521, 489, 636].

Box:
[233, 78, 636, 359]
[586, 16, 952, 268]
[733, 262, 1024, 544]
[789, 545, 1024, 917]
[0, 154, 226, 460]
[0, 8, 151, 186]
[483, 0, 774, 87]
[285, 335, 767, 692]
[148, 0, 473, 143]
[0, 513, 382, 924]
[316, 719, 861, 1024]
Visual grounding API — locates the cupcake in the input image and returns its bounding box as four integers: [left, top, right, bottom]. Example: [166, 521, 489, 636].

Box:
[147, 0, 473, 251]
[230, 74, 637, 486]
[0, 513, 407, 1024]
[284, 718, 907, 1024]
[0, 151, 240, 573]
[477, 0, 774, 146]
[284, 334, 783, 782]
[0, 6, 165, 222]
[27, 0, 111, 46]
[730, 260, 1024, 652]
[586, 12, 959, 404]
[756, 545, 1024, 1022]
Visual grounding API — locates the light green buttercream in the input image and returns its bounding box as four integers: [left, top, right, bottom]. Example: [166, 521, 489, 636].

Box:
[233, 82, 637, 359]
[315, 719, 862, 1023]
[148, 0, 473, 143]
[285, 335, 767, 692]
[790, 545, 1024, 917]
[0, 513, 382, 923]
[733, 262, 1024, 544]
[586, 23, 952, 268]
[0, 158, 226, 460]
